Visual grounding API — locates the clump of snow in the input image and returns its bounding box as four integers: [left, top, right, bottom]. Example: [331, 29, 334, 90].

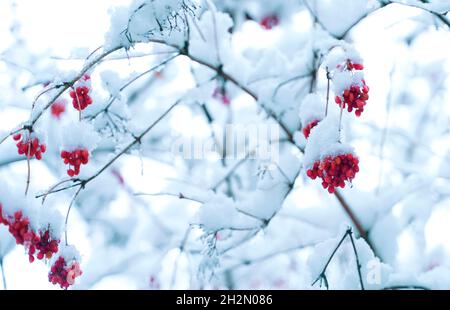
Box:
[325, 45, 363, 71]
[100, 70, 123, 99]
[57, 244, 82, 263]
[61, 121, 100, 152]
[331, 70, 365, 95]
[104, 0, 195, 50]
[299, 93, 325, 127]
[303, 114, 354, 169]
[189, 11, 234, 66]
[196, 194, 238, 233]
[312, 0, 378, 38]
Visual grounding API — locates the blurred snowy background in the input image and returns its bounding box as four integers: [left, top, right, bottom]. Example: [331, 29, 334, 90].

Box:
[0, 0, 450, 290]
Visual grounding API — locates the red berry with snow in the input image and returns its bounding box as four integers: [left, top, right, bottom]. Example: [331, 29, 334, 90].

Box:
[345, 60, 364, 71]
[306, 153, 359, 194]
[61, 149, 89, 177]
[260, 15, 279, 30]
[13, 133, 46, 160]
[48, 256, 82, 289]
[70, 86, 93, 111]
[0, 205, 59, 262]
[51, 101, 66, 119]
[302, 120, 320, 139]
[335, 81, 369, 117]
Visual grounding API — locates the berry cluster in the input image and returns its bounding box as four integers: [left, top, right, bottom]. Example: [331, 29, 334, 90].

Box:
[213, 87, 231, 105]
[306, 153, 359, 194]
[51, 101, 66, 119]
[0, 207, 59, 263]
[69, 86, 93, 111]
[13, 133, 46, 160]
[335, 81, 369, 117]
[61, 149, 89, 177]
[49, 256, 82, 289]
[260, 15, 279, 30]
[302, 120, 320, 139]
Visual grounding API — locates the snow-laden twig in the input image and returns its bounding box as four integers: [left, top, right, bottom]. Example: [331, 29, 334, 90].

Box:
[312, 228, 365, 290]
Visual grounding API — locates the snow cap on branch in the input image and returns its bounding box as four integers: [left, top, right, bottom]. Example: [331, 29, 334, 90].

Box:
[60, 121, 100, 152]
[303, 114, 354, 169]
[299, 93, 325, 127]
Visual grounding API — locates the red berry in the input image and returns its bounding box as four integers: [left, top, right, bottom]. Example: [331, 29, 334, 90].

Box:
[260, 14, 279, 30]
[13, 133, 22, 141]
[51, 101, 66, 119]
[212, 87, 231, 105]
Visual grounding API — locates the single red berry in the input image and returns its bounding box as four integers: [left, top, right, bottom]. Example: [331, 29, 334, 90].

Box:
[260, 15, 279, 30]
[51, 101, 66, 119]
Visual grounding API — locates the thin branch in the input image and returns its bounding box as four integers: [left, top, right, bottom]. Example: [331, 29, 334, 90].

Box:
[382, 285, 430, 290]
[0, 258, 6, 290]
[312, 229, 350, 289]
[36, 99, 182, 199]
[87, 54, 179, 120]
[29, 46, 123, 128]
[134, 191, 203, 203]
[64, 185, 83, 246]
[348, 229, 365, 290]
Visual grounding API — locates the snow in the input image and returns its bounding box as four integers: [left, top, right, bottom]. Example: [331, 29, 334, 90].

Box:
[104, 0, 193, 50]
[60, 121, 100, 152]
[57, 244, 81, 263]
[331, 70, 365, 95]
[299, 93, 325, 127]
[311, 0, 378, 38]
[303, 114, 354, 169]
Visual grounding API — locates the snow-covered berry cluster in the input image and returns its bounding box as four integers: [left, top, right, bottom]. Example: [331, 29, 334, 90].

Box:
[0, 206, 59, 263]
[13, 132, 46, 160]
[61, 149, 89, 177]
[326, 46, 370, 117]
[69, 74, 93, 111]
[306, 153, 359, 194]
[49, 256, 82, 289]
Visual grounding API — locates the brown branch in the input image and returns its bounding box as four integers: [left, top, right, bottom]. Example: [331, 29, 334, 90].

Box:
[334, 189, 367, 240]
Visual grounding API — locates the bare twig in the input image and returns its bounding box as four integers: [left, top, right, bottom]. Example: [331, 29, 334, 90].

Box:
[312, 228, 364, 290]
[311, 229, 349, 289]
[0, 258, 6, 290]
[64, 185, 83, 245]
[348, 229, 365, 290]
